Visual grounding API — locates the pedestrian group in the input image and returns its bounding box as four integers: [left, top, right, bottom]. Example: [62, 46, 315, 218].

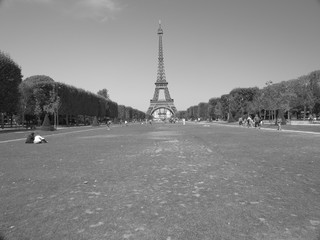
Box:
[238, 114, 283, 131]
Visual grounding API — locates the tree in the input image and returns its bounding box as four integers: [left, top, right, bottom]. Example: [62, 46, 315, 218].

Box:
[176, 110, 187, 119]
[261, 81, 278, 120]
[182, 69, 320, 122]
[309, 71, 320, 116]
[43, 87, 61, 128]
[208, 98, 219, 120]
[292, 76, 315, 119]
[125, 107, 133, 120]
[197, 102, 208, 120]
[251, 89, 264, 117]
[220, 94, 230, 120]
[97, 88, 110, 100]
[106, 100, 118, 119]
[228, 87, 259, 119]
[214, 101, 223, 119]
[20, 75, 55, 112]
[0, 51, 23, 128]
[24, 75, 54, 85]
[273, 81, 296, 120]
[186, 106, 198, 120]
[118, 105, 126, 120]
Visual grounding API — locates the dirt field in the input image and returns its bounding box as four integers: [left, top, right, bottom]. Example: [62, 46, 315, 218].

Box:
[0, 122, 319, 239]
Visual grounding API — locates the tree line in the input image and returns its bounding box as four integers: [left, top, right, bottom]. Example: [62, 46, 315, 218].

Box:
[0, 51, 145, 128]
[2, 50, 319, 127]
[177, 70, 320, 123]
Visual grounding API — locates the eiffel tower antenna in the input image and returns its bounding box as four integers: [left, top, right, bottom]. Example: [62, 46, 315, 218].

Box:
[147, 21, 177, 119]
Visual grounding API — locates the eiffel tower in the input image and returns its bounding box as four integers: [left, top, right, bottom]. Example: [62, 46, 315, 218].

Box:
[147, 21, 177, 119]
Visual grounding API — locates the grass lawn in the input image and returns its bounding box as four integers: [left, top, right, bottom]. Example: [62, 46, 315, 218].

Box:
[0, 123, 320, 239]
[260, 123, 320, 133]
[210, 120, 320, 133]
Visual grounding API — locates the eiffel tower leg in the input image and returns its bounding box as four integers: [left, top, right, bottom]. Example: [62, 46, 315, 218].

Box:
[164, 88, 171, 100]
[153, 89, 159, 100]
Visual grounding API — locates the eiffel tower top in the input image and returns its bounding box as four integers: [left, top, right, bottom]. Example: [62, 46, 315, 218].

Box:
[158, 20, 163, 35]
[156, 20, 166, 83]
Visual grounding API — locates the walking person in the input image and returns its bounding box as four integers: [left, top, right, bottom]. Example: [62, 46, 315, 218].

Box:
[106, 120, 111, 130]
[247, 116, 253, 128]
[242, 116, 247, 127]
[277, 118, 282, 131]
[254, 114, 260, 129]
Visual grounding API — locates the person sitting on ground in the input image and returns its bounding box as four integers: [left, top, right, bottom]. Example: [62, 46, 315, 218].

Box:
[25, 132, 35, 143]
[34, 134, 48, 144]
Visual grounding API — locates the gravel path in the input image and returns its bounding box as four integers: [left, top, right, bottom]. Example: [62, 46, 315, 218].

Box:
[1, 123, 319, 239]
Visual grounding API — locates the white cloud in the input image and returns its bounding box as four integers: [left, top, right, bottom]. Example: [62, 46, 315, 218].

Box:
[1, 0, 51, 7]
[10, 0, 52, 3]
[5, 0, 122, 22]
[80, 0, 118, 11]
[71, 0, 122, 22]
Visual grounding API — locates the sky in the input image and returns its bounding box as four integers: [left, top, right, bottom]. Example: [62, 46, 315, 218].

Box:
[1, 0, 320, 112]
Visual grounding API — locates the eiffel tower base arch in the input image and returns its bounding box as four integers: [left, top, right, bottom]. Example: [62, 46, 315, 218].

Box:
[147, 101, 177, 120]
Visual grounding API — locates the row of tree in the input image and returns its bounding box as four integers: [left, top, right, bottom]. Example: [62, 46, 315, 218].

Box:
[178, 70, 320, 122]
[0, 52, 22, 128]
[2, 50, 319, 127]
[0, 51, 145, 128]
